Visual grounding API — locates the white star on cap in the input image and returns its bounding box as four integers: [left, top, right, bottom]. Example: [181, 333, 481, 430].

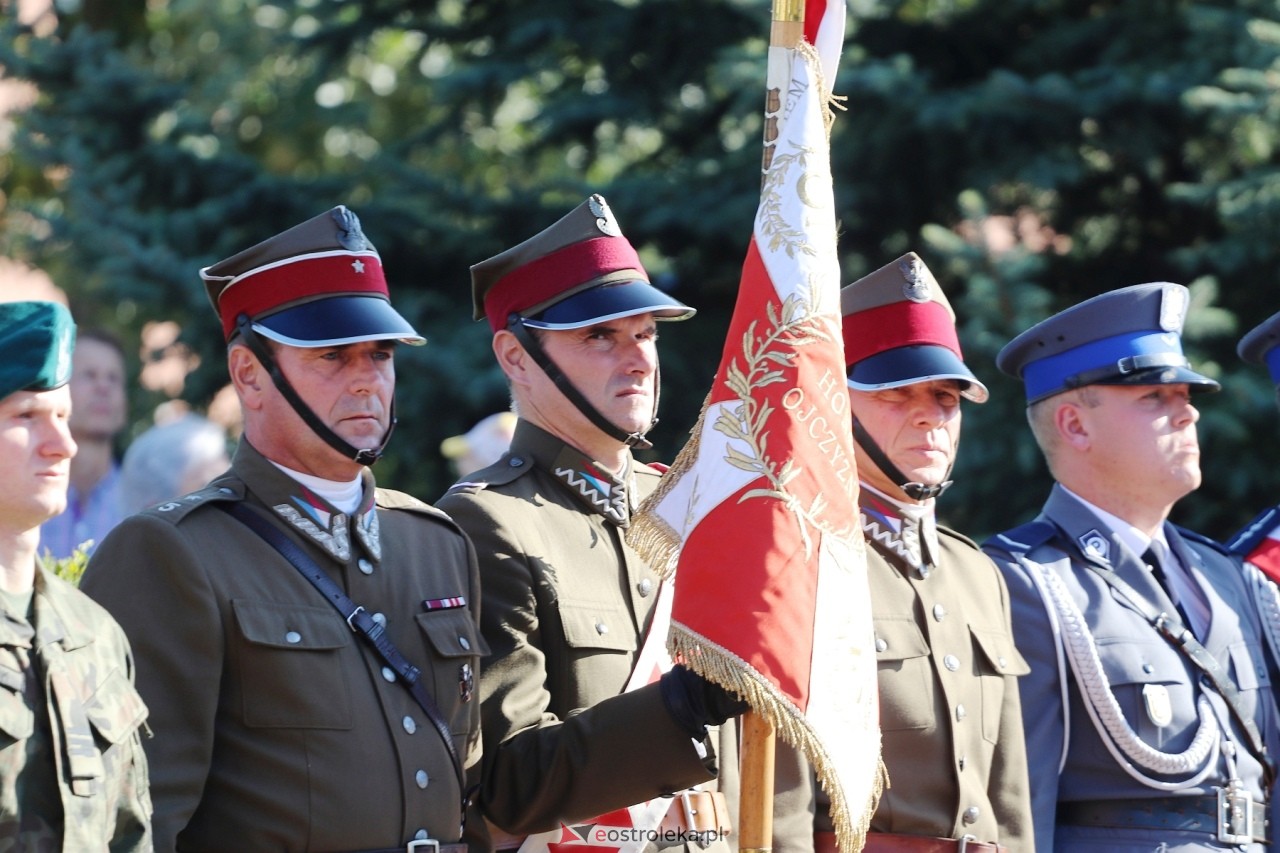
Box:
[352, 259, 366, 274]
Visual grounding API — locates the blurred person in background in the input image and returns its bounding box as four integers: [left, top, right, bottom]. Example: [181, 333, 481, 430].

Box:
[119, 413, 231, 513]
[38, 328, 128, 559]
[440, 410, 516, 479]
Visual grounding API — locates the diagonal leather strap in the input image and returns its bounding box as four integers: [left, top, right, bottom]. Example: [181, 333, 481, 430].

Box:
[1080, 557, 1274, 784]
[216, 501, 468, 805]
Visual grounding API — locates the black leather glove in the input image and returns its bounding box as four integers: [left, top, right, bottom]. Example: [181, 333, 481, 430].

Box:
[659, 664, 750, 739]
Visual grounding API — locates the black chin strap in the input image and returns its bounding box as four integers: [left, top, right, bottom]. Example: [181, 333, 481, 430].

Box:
[236, 315, 395, 466]
[852, 416, 952, 501]
[508, 316, 655, 451]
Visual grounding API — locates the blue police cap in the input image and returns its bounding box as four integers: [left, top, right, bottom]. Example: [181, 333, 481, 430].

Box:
[0, 302, 76, 401]
[996, 282, 1219, 404]
[1238, 308, 1280, 386]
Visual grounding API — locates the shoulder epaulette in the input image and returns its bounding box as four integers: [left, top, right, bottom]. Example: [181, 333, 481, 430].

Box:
[936, 525, 980, 550]
[443, 456, 531, 496]
[1225, 506, 1280, 557]
[985, 519, 1057, 555]
[144, 482, 242, 524]
[1174, 524, 1233, 557]
[376, 488, 455, 524]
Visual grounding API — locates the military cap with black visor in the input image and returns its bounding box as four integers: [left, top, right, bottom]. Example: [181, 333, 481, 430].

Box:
[201, 205, 423, 466]
[470, 193, 694, 450]
[996, 281, 1219, 403]
[841, 252, 987, 500]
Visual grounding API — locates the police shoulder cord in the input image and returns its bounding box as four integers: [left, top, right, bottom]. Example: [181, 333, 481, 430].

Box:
[1242, 564, 1280, 678]
[1025, 554, 1221, 790]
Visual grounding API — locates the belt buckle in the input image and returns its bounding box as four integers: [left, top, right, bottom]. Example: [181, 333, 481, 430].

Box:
[679, 791, 699, 833]
[1217, 785, 1255, 845]
[408, 840, 441, 853]
[957, 835, 976, 853]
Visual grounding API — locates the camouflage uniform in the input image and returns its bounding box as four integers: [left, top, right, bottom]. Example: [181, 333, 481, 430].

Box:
[0, 565, 151, 851]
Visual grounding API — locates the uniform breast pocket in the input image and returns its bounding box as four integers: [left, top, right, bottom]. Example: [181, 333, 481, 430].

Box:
[232, 599, 354, 729]
[1227, 639, 1271, 694]
[416, 609, 487, 739]
[970, 627, 1029, 744]
[1098, 639, 1189, 748]
[873, 617, 932, 732]
[0, 673, 33, 748]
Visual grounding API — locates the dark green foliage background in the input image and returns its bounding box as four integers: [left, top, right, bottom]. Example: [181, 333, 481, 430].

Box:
[4, 0, 1279, 540]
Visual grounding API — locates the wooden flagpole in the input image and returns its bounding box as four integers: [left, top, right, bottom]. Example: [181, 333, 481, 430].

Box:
[741, 3, 806, 853]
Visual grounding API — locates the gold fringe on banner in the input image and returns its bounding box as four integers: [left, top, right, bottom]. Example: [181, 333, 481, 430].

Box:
[670, 626, 885, 853]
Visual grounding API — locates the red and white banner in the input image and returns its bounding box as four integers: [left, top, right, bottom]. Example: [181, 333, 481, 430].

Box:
[629, 2, 882, 851]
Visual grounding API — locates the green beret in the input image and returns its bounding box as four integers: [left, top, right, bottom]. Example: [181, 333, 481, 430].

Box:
[0, 302, 76, 400]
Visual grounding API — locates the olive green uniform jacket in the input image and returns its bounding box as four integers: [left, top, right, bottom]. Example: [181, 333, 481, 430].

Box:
[0, 566, 151, 851]
[816, 490, 1031, 848]
[81, 440, 484, 852]
[438, 421, 812, 851]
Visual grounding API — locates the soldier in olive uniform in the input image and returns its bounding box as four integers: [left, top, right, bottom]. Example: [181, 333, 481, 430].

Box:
[439, 195, 810, 851]
[81, 208, 484, 852]
[0, 301, 151, 851]
[983, 283, 1279, 851]
[809, 255, 1031, 853]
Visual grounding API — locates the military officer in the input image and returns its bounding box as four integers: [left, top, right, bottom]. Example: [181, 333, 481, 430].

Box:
[438, 194, 810, 851]
[808, 254, 1031, 853]
[81, 207, 485, 852]
[983, 283, 1279, 851]
[0, 301, 151, 850]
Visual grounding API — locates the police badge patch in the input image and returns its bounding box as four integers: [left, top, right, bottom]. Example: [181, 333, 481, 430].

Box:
[1079, 528, 1110, 562]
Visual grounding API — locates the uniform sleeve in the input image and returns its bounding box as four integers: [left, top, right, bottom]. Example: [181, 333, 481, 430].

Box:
[981, 542, 1062, 852]
[986, 566, 1033, 850]
[82, 514, 223, 852]
[440, 493, 714, 835]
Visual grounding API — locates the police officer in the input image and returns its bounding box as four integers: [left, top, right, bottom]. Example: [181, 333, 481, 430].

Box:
[81, 207, 484, 851]
[983, 283, 1279, 851]
[1226, 308, 1280, 672]
[813, 254, 1030, 853]
[439, 195, 810, 851]
[0, 301, 151, 850]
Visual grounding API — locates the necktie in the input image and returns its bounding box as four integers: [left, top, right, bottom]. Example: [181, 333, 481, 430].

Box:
[1141, 543, 1198, 635]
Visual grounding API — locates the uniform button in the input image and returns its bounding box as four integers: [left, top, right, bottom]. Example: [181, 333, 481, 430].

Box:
[958, 756, 966, 770]
[458, 636, 471, 650]
[509, 457, 525, 467]
[638, 578, 653, 597]
[932, 603, 946, 621]
[414, 830, 429, 841]
[372, 612, 387, 627]
[1143, 663, 1155, 674]
[415, 770, 429, 789]
[955, 704, 966, 721]
[285, 631, 302, 644]
[963, 806, 980, 825]
[875, 638, 888, 653]
[997, 656, 1007, 669]
[382, 667, 397, 683]
[358, 558, 374, 575]
[944, 654, 960, 672]
[403, 716, 417, 734]
[596, 621, 609, 635]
